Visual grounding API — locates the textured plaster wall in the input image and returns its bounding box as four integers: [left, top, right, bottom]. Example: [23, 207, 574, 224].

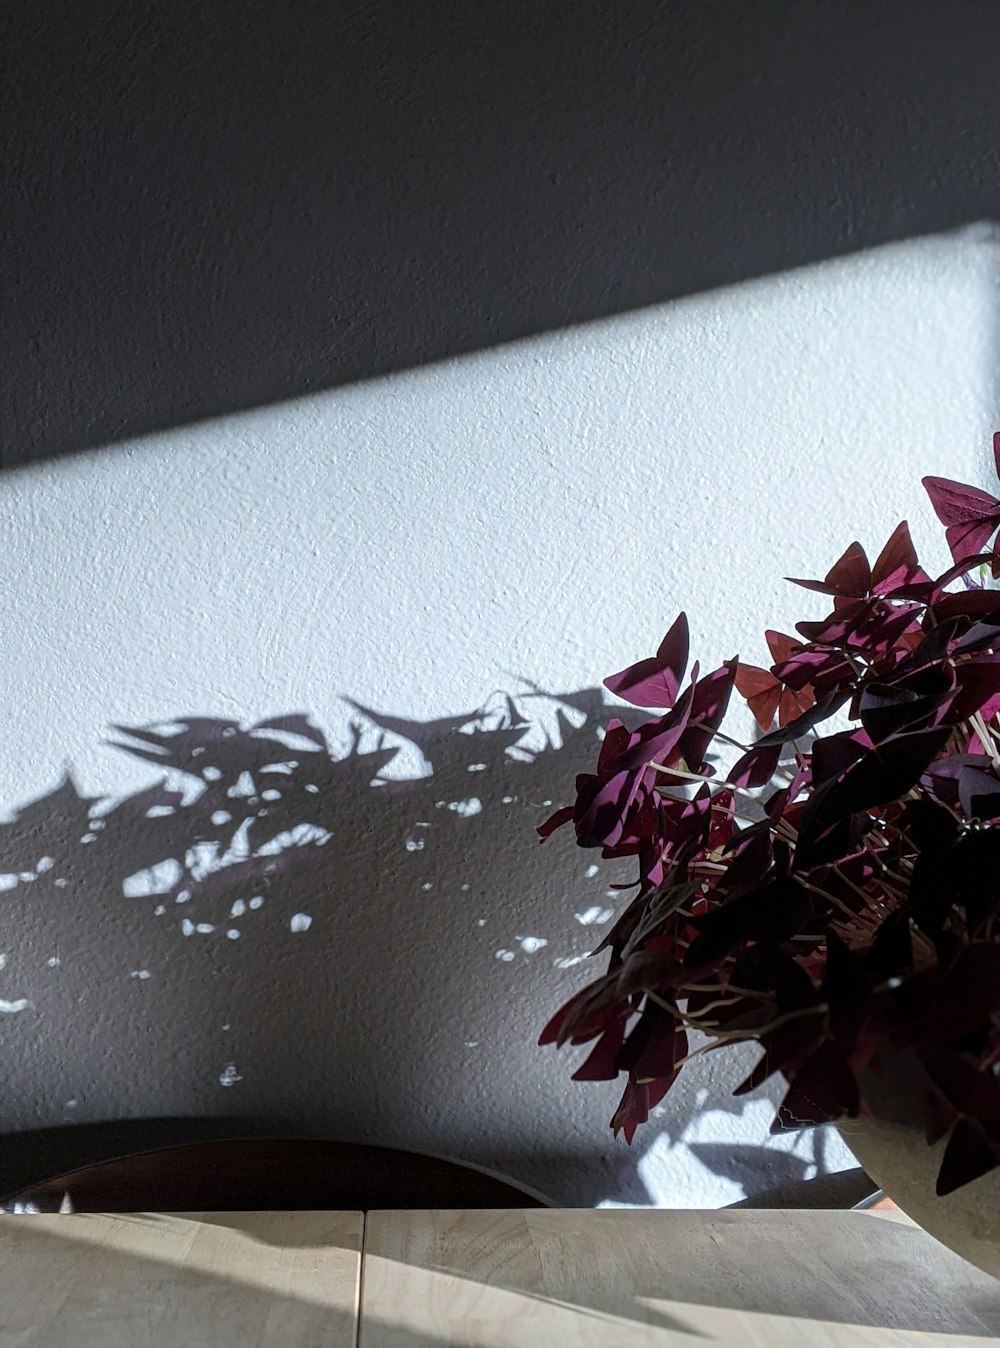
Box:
[7, 0, 1000, 468]
[1, 229, 998, 1205]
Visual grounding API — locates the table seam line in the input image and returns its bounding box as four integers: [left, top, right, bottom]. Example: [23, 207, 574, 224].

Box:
[354, 1209, 368, 1348]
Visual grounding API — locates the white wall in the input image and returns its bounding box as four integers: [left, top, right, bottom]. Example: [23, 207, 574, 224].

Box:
[0, 226, 997, 1205]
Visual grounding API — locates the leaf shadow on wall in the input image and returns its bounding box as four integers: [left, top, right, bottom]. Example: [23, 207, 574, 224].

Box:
[0, 689, 843, 1206]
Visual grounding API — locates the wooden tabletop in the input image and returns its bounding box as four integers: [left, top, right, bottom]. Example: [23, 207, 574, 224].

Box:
[0, 1210, 363, 1347]
[1, 1208, 998, 1346]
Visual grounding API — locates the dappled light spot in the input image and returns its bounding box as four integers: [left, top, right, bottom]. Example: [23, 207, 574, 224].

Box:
[574, 906, 613, 926]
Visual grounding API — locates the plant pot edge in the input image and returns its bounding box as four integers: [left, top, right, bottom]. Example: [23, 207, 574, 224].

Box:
[838, 1111, 1000, 1282]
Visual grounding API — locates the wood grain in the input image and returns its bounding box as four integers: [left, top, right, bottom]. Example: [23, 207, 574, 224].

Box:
[0, 1209, 362, 1347]
[360, 1209, 1000, 1347]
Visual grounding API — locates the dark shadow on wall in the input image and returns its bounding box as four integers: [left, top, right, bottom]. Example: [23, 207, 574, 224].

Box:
[5, 0, 1000, 465]
[0, 690, 845, 1207]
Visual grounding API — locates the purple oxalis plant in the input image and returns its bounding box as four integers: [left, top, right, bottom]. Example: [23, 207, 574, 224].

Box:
[539, 433, 1000, 1196]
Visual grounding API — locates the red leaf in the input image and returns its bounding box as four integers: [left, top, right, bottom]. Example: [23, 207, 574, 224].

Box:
[735, 663, 781, 732]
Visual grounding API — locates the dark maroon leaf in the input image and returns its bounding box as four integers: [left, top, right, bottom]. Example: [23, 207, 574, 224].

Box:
[716, 826, 774, 888]
[864, 908, 913, 982]
[613, 678, 697, 773]
[933, 589, 1000, 622]
[597, 719, 634, 773]
[924, 944, 1000, 1046]
[538, 987, 594, 1047]
[857, 677, 953, 743]
[871, 520, 927, 593]
[684, 875, 812, 968]
[949, 654, 1000, 722]
[572, 1017, 629, 1080]
[787, 541, 871, 600]
[958, 766, 1000, 822]
[676, 659, 738, 770]
[537, 804, 574, 840]
[772, 1040, 859, 1128]
[604, 613, 690, 709]
[821, 931, 871, 1045]
[575, 768, 646, 848]
[616, 999, 687, 1081]
[729, 740, 782, 788]
[611, 1077, 673, 1143]
[904, 797, 959, 852]
[733, 1019, 821, 1096]
[794, 601, 868, 645]
[811, 728, 871, 787]
[796, 725, 952, 859]
[935, 1119, 1000, 1196]
[923, 474, 1000, 564]
[773, 646, 844, 690]
[613, 880, 701, 960]
[951, 617, 1000, 656]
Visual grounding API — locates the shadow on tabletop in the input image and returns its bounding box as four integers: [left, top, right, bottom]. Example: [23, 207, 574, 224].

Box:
[4, 1210, 997, 1344]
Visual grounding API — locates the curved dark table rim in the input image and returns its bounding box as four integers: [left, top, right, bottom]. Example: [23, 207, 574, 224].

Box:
[0, 1119, 550, 1212]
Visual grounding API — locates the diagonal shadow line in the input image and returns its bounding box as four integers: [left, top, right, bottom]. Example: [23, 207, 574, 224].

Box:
[4, 1207, 997, 1345]
[0, 1210, 709, 1344]
[6, 0, 1000, 465]
[0, 1211, 366, 1347]
[357, 1210, 1000, 1342]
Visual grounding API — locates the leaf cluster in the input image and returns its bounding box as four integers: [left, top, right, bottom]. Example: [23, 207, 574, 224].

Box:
[540, 435, 1000, 1196]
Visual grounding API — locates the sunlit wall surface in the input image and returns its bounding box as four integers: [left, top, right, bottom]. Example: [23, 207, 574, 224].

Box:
[1, 228, 997, 1205]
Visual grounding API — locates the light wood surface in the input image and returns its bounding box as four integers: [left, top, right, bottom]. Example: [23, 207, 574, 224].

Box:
[0, 1209, 363, 1347]
[2, 1207, 999, 1346]
[360, 1209, 1000, 1347]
